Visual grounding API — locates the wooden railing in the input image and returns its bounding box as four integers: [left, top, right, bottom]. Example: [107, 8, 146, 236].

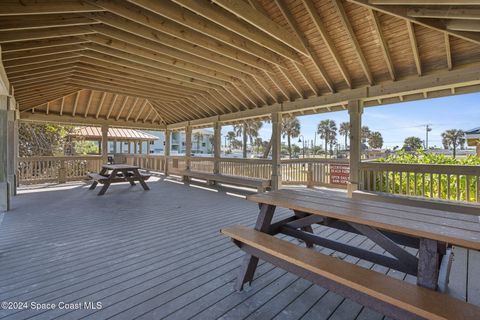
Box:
[190, 157, 215, 173]
[220, 158, 271, 179]
[359, 162, 480, 203]
[282, 158, 349, 188]
[119, 154, 166, 172]
[17, 156, 103, 184]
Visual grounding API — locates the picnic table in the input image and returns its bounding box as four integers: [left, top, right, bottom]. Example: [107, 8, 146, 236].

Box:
[88, 164, 150, 195]
[222, 188, 480, 319]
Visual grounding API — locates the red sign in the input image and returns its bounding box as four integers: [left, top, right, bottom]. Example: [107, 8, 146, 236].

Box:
[330, 164, 350, 185]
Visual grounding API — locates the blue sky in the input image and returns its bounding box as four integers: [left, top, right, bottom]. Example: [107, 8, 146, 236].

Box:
[222, 92, 480, 149]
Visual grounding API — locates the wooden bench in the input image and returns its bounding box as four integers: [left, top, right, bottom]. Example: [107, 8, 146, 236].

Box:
[181, 170, 271, 192]
[222, 224, 480, 320]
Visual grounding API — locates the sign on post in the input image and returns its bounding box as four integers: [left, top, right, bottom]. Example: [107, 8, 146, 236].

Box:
[330, 163, 349, 185]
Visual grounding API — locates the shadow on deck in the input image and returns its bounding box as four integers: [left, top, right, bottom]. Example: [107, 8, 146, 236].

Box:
[0, 178, 478, 320]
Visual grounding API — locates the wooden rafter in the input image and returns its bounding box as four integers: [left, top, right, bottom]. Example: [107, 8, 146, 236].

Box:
[407, 21, 422, 76]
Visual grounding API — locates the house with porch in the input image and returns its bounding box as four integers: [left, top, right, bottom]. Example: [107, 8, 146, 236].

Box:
[1, 1, 480, 319]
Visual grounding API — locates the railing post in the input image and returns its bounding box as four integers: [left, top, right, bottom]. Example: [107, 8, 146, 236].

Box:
[213, 121, 221, 174]
[101, 124, 109, 164]
[0, 94, 10, 211]
[307, 162, 314, 188]
[348, 100, 363, 197]
[271, 112, 282, 190]
[185, 125, 192, 170]
[164, 129, 171, 176]
[58, 160, 67, 184]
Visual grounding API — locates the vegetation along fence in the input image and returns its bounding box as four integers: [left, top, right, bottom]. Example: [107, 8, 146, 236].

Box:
[359, 162, 480, 203]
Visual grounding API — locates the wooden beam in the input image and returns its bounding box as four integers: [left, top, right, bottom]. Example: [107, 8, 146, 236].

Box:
[1, 36, 89, 53]
[369, 9, 396, 80]
[0, 26, 95, 43]
[445, 34, 452, 71]
[0, 1, 104, 16]
[130, 0, 301, 65]
[447, 19, 480, 32]
[71, 91, 80, 116]
[274, 0, 334, 93]
[408, 8, 480, 20]
[125, 97, 139, 122]
[348, 0, 480, 45]
[20, 112, 166, 130]
[406, 21, 422, 76]
[105, 94, 118, 120]
[95, 91, 107, 119]
[302, 0, 352, 88]
[211, 0, 309, 57]
[59, 96, 65, 116]
[115, 96, 128, 121]
[331, 0, 373, 85]
[0, 14, 99, 31]
[370, 0, 480, 4]
[135, 100, 148, 122]
[84, 90, 95, 117]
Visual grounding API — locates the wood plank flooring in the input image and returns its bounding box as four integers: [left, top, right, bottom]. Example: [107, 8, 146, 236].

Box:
[0, 179, 478, 320]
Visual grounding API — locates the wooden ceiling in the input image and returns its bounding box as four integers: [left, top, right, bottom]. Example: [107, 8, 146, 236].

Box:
[2, 0, 480, 127]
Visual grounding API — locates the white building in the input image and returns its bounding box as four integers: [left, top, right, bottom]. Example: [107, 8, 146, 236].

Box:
[146, 129, 214, 155]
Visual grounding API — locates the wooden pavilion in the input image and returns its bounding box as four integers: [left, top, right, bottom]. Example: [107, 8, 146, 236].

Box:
[1, 1, 480, 319]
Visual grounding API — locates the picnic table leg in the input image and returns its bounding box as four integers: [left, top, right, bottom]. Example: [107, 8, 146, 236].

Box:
[97, 169, 117, 196]
[90, 167, 108, 190]
[235, 203, 276, 291]
[133, 169, 150, 191]
[417, 238, 440, 290]
[294, 210, 314, 248]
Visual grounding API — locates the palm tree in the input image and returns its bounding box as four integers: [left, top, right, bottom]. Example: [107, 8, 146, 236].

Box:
[317, 119, 337, 158]
[339, 122, 350, 150]
[368, 131, 383, 149]
[233, 120, 263, 158]
[226, 131, 236, 150]
[193, 131, 203, 153]
[441, 129, 465, 158]
[361, 126, 371, 144]
[281, 116, 301, 159]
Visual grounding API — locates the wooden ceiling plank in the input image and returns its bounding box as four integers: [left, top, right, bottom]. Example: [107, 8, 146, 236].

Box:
[1, 36, 89, 53]
[86, 4, 276, 73]
[348, 0, 480, 45]
[210, 0, 309, 57]
[332, 0, 374, 85]
[10, 69, 74, 84]
[370, 0, 480, 4]
[302, 0, 352, 88]
[275, 0, 333, 93]
[95, 91, 107, 119]
[3, 52, 83, 68]
[166, 0, 301, 65]
[369, 8, 396, 80]
[5, 57, 80, 74]
[2, 44, 85, 61]
[407, 21, 422, 76]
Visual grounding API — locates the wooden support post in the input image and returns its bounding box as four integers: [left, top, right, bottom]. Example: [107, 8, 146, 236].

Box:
[348, 100, 363, 197]
[146, 141, 151, 154]
[271, 112, 282, 190]
[101, 124, 108, 164]
[213, 121, 221, 174]
[185, 125, 192, 170]
[58, 160, 67, 184]
[164, 129, 171, 176]
[0, 94, 9, 211]
[113, 140, 117, 154]
[133, 140, 138, 154]
[139, 141, 143, 154]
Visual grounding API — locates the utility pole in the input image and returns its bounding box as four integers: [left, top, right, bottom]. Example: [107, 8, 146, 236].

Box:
[425, 124, 432, 149]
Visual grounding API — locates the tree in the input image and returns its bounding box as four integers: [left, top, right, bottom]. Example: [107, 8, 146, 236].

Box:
[361, 126, 371, 144]
[403, 136, 423, 151]
[233, 120, 263, 158]
[441, 129, 465, 158]
[281, 116, 301, 159]
[226, 131, 236, 150]
[339, 121, 350, 150]
[317, 119, 337, 158]
[19, 122, 73, 156]
[193, 131, 204, 153]
[368, 131, 383, 149]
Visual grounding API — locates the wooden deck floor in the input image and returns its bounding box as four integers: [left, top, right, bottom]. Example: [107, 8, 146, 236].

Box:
[0, 178, 479, 320]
